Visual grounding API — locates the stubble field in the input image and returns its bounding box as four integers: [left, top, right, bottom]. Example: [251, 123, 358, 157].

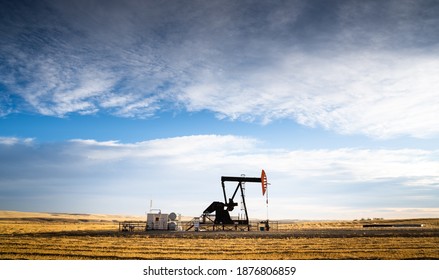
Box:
[1, 211, 438, 260]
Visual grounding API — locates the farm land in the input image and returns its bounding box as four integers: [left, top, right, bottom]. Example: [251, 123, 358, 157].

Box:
[1, 211, 438, 260]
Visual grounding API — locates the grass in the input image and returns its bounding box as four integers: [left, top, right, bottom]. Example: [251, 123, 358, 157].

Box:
[0, 211, 438, 260]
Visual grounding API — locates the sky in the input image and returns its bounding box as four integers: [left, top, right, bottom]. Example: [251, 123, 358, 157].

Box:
[1, 0, 439, 220]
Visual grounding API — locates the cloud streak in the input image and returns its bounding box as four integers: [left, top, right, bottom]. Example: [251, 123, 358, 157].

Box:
[1, 135, 438, 218]
[66, 137, 439, 188]
[1, 0, 439, 138]
[180, 50, 439, 138]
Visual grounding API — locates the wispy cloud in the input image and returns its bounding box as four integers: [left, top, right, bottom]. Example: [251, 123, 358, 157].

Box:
[0, 136, 33, 145]
[1, 0, 438, 138]
[179, 50, 439, 138]
[68, 137, 439, 188]
[1, 135, 438, 218]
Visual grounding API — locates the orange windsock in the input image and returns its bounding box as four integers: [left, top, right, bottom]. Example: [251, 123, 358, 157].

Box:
[261, 169, 268, 196]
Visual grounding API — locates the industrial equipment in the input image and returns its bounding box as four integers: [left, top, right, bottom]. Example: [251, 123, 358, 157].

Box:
[119, 210, 180, 232]
[146, 212, 169, 230]
[198, 169, 268, 231]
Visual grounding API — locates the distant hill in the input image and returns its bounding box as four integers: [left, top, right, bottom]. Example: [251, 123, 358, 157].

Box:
[0, 210, 145, 222]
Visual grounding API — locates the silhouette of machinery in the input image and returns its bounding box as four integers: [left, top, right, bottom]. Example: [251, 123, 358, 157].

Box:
[200, 170, 268, 230]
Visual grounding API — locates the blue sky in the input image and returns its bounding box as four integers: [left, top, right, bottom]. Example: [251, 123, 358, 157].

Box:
[1, 0, 439, 219]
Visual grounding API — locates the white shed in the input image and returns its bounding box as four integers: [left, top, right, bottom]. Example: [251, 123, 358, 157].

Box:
[147, 213, 169, 230]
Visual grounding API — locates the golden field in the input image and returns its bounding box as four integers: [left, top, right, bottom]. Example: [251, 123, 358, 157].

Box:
[1, 211, 438, 260]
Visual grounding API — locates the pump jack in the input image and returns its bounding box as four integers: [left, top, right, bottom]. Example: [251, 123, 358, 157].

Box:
[200, 170, 268, 231]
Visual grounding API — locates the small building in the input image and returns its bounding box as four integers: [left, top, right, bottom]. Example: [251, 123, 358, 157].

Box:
[147, 213, 169, 230]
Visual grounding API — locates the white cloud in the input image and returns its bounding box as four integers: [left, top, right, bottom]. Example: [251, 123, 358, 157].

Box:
[38, 136, 439, 191]
[2, 0, 439, 139]
[0, 137, 34, 145]
[1, 135, 438, 218]
[62, 136, 439, 188]
[0, 137, 20, 145]
[178, 50, 439, 139]
[68, 135, 259, 167]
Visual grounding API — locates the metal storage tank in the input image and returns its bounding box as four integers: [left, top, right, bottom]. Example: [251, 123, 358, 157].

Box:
[168, 221, 177, 231]
[169, 212, 177, 221]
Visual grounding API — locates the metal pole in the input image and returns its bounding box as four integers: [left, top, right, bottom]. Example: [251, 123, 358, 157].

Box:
[221, 180, 227, 204]
[239, 182, 249, 224]
[266, 185, 269, 221]
[231, 183, 241, 200]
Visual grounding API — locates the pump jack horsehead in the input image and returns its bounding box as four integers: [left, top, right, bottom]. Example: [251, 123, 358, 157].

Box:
[201, 169, 269, 231]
